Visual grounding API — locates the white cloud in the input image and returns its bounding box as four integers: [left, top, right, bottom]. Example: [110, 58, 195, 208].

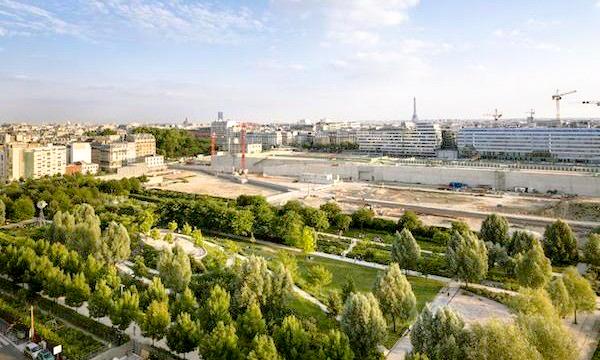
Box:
[90, 0, 263, 43]
[256, 59, 306, 71]
[493, 27, 561, 52]
[0, 0, 81, 37]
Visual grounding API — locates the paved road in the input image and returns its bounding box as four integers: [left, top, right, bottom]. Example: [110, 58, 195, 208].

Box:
[0, 335, 23, 360]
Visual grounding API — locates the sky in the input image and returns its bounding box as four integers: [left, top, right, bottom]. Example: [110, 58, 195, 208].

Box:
[1, 0, 600, 123]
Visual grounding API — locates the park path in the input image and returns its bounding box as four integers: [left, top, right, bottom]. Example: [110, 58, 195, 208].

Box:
[141, 231, 329, 313]
[341, 238, 357, 257]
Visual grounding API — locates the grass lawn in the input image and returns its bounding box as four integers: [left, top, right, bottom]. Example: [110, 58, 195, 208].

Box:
[206, 235, 445, 348]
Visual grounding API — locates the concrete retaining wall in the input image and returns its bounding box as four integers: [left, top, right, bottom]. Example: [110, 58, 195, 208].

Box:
[212, 155, 600, 196]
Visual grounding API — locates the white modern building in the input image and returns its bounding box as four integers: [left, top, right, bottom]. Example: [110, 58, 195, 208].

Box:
[457, 127, 600, 163]
[68, 142, 92, 164]
[357, 122, 442, 157]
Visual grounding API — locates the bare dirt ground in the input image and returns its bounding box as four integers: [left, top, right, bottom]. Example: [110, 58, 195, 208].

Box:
[149, 170, 281, 198]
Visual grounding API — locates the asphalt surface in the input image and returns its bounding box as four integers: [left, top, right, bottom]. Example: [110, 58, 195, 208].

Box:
[0, 335, 24, 360]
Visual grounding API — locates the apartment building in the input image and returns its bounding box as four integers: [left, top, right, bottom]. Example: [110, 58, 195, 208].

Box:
[210, 120, 238, 151]
[246, 132, 283, 150]
[23, 144, 67, 179]
[91, 142, 130, 171]
[357, 122, 442, 157]
[457, 127, 600, 163]
[128, 133, 156, 161]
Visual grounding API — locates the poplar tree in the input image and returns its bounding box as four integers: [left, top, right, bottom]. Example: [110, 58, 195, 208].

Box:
[374, 263, 417, 331]
[340, 292, 387, 358]
[515, 240, 552, 289]
[446, 231, 488, 287]
[391, 228, 421, 272]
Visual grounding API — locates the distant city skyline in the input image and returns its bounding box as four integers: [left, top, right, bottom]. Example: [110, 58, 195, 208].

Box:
[1, 0, 600, 123]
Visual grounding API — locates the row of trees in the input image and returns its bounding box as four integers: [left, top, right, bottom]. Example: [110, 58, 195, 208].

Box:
[133, 127, 210, 158]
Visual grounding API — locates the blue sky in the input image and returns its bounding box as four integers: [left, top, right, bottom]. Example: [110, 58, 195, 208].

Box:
[1, 0, 599, 123]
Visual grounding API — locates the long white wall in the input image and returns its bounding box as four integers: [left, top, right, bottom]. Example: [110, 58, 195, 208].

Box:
[211, 155, 600, 196]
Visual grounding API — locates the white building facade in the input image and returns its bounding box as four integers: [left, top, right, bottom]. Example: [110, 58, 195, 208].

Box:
[358, 122, 442, 157]
[457, 127, 600, 163]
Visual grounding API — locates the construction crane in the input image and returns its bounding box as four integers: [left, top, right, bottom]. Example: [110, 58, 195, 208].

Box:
[583, 100, 600, 106]
[552, 89, 576, 123]
[525, 109, 535, 123]
[484, 109, 503, 122]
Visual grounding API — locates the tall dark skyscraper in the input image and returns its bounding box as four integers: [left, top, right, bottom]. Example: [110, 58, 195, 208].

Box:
[218, 111, 224, 121]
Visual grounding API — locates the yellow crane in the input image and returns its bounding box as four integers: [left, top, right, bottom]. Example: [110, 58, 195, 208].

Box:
[552, 89, 576, 123]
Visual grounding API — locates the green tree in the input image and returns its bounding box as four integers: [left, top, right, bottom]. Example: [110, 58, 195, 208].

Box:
[374, 263, 417, 331]
[100, 222, 131, 263]
[517, 315, 579, 360]
[132, 255, 149, 279]
[142, 277, 169, 307]
[391, 228, 421, 272]
[88, 279, 113, 319]
[141, 300, 170, 345]
[327, 291, 343, 318]
[397, 211, 422, 232]
[229, 209, 255, 236]
[158, 245, 192, 292]
[181, 223, 193, 236]
[515, 239, 552, 289]
[320, 202, 342, 221]
[279, 211, 304, 247]
[543, 220, 578, 265]
[171, 287, 198, 319]
[307, 264, 332, 292]
[150, 228, 161, 240]
[65, 273, 91, 308]
[248, 335, 280, 360]
[583, 233, 600, 266]
[202, 321, 241, 360]
[204, 284, 232, 331]
[319, 329, 354, 360]
[0, 199, 5, 225]
[110, 289, 141, 330]
[302, 208, 330, 231]
[299, 226, 316, 253]
[168, 221, 178, 232]
[509, 231, 538, 256]
[166, 312, 200, 355]
[273, 315, 310, 359]
[446, 231, 488, 286]
[563, 267, 596, 324]
[352, 207, 374, 229]
[340, 292, 387, 358]
[411, 306, 467, 360]
[470, 320, 541, 360]
[480, 213, 510, 246]
[546, 277, 573, 318]
[341, 277, 356, 303]
[333, 213, 352, 232]
[237, 302, 266, 347]
[450, 221, 471, 235]
[12, 196, 35, 221]
[191, 228, 204, 246]
[44, 268, 67, 299]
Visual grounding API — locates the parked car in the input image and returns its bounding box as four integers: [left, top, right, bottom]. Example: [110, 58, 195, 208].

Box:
[36, 349, 55, 360]
[23, 342, 42, 359]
